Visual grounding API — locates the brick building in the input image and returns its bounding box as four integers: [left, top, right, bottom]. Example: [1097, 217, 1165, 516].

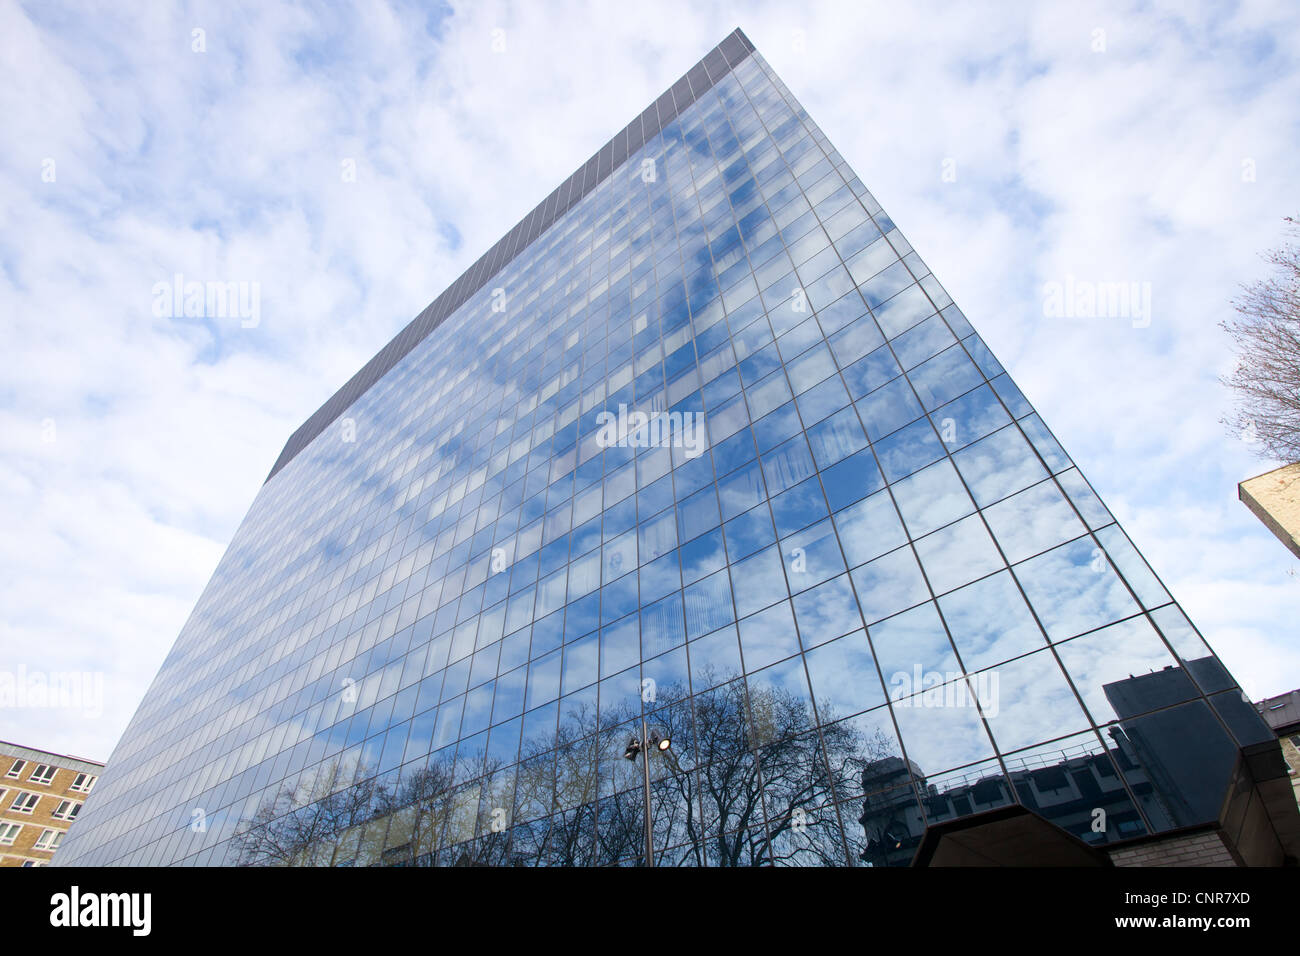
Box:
[1257, 689, 1300, 806]
[0, 741, 104, 866]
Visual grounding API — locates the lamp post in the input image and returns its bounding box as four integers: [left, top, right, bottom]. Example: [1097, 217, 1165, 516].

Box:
[622, 716, 671, 867]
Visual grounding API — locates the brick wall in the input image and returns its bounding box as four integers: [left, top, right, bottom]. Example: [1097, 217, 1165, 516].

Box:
[0, 747, 103, 867]
[1279, 734, 1300, 805]
[1108, 830, 1239, 867]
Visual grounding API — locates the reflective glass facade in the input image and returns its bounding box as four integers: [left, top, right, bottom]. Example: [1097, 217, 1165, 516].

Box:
[56, 30, 1273, 867]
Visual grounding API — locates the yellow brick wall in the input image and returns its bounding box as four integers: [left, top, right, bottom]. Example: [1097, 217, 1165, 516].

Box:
[0, 750, 100, 867]
[1279, 734, 1300, 806]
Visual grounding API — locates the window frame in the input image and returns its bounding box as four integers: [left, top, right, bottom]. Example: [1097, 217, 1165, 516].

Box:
[9, 792, 40, 814]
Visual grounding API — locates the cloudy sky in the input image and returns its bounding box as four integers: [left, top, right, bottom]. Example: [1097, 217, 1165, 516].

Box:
[3, 0, 1299, 762]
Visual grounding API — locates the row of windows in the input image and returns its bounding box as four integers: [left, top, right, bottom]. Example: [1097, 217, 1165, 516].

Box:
[0, 822, 62, 852]
[352, 729, 1148, 867]
[1, 787, 82, 819]
[223, 598, 1229, 797]
[146, 687, 1249, 866]
[244, 516, 1185, 770]
[2, 759, 95, 792]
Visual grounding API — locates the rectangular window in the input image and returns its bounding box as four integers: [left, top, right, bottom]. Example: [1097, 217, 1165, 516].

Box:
[10, 792, 39, 814]
[0, 823, 21, 845]
[52, 800, 81, 820]
[5, 759, 23, 778]
[28, 764, 56, 785]
[69, 773, 97, 793]
[33, 829, 61, 851]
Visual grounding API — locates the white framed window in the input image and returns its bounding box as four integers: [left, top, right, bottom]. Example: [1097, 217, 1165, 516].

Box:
[33, 829, 61, 851]
[0, 823, 21, 845]
[51, 800, 81, 821]
[9, 792, 39, 814]
[21, 859, 46, 867]
[27, 764, 56, 786]
[69, 773, 97, 793]
[5, 759, 24, 778]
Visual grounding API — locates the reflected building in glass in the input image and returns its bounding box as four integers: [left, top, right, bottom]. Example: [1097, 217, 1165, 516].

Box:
[55, 29, 1298, 867]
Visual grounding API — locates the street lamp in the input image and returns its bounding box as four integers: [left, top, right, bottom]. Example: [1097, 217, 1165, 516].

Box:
[865, 822, 907, 866]
[622, 719, 672, 867]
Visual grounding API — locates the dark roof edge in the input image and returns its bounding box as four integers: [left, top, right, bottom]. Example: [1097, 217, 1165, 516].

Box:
[264, 28, 755, 483]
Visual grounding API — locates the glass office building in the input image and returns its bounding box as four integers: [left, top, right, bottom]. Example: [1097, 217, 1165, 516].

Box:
[57, 30, 1286, 867]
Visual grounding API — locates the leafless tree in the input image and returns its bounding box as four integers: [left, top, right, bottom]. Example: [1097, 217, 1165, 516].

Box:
[231, 758, 379, 866]
[229, 669, 891, 866]
[370, 758, 457, 866]
[1222, 217, 1300, 461]
[655, 675, 873, 866]
[504, 673, 887, 867]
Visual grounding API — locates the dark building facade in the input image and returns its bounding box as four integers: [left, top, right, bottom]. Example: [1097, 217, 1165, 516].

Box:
[55, 30, 1297, 867]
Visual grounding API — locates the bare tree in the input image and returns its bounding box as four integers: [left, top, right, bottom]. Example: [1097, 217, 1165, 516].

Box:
[505, 674, 886, 867]
[659, 676, 869, 866]
[229, 669, 890, 867]
[231, 759, 379, 867]
[371, 758, 457, 866]
[1222, 217, 1300, 461]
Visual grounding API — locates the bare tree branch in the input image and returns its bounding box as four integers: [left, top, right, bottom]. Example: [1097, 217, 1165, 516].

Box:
[1222, 216, 1300, 461]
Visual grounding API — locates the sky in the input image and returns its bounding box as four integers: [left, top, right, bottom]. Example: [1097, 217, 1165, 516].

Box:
[2, 0, 1299, 763]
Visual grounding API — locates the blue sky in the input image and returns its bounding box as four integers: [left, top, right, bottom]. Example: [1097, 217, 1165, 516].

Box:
[3, 0, 1299, 762]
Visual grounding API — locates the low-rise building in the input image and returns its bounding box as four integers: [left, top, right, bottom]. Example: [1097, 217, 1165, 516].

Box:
[1256, 689, 1300, 806]
[1239, 463, 1300, 560]
[0, 741, 104, 867]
